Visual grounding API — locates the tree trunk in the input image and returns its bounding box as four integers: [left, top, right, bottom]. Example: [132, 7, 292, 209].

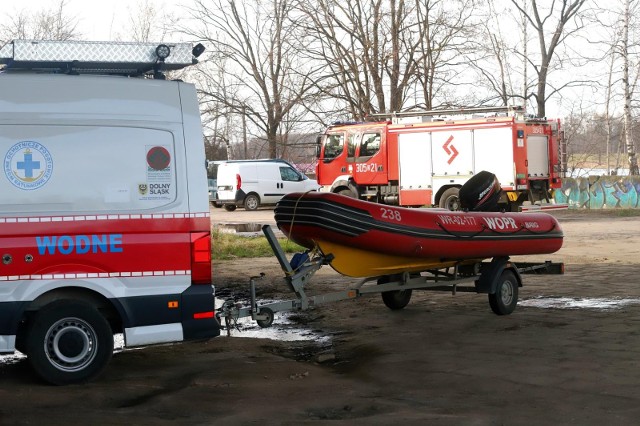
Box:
[623, 0, 639, 175]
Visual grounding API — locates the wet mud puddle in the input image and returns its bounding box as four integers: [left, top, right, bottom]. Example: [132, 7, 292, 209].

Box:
[520, 296, 640, 309]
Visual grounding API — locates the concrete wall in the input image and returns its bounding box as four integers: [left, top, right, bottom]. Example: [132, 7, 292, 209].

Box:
[555, 176, 640, 209]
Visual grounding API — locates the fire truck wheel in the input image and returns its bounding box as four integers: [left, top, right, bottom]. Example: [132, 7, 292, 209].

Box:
[25, 300, 113, 385]
[338, 188, 357, 198]
[224, 204, 237, 212]
[488, 270, 519, 315]
[244, 194, 260, 211]
[439, 187, 461, 211]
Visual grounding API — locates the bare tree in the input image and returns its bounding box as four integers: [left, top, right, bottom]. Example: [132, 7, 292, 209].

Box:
[510, 0, 589, 117]
[296, 0, 478, 120]
[119, 0, 180, 42]
[621, 0, 639, 174]
[182, 0, 323, 159]
[1, 0, 79, 43]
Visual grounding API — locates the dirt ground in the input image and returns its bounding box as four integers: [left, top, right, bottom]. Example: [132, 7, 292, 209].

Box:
[2, 209, 640, 425]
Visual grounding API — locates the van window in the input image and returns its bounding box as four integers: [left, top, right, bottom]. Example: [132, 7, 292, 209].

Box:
[280, 166, 301, 181]
[1, 125, 177, 214]
[359, 133, 381, 157]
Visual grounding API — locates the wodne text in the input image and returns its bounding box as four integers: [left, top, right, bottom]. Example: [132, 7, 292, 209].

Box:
[36, 234, 123, 255]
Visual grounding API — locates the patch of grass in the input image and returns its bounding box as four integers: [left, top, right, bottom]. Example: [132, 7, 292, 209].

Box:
[211, 229, 305, 260]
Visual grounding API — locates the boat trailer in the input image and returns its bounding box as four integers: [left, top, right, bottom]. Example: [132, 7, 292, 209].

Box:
[217, 225, 564, 333]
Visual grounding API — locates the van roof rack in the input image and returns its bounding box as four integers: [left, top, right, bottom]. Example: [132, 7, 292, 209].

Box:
[0, 39, 205, 78]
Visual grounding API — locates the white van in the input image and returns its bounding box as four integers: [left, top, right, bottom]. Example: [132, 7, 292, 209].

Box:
[217, 159, 320, 211]
[0, 40, 220, 384]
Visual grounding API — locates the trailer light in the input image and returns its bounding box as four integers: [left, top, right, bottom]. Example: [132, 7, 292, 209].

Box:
[168, 301, 179, 309]
[193, 311, 214, 319]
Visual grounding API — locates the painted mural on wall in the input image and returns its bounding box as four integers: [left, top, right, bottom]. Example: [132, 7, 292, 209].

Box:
[555, 176, 640, 209]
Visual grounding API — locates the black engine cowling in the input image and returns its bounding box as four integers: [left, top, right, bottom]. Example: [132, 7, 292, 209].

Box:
[459, 171, 502, 212]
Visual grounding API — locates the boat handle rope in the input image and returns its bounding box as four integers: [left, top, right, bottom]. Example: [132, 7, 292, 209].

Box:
[436, 221, 557, 238]
[283, 191, 320, 276]
[435, 222, 487, 238]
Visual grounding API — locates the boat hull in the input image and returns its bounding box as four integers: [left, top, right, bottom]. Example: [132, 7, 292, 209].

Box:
[274, 192, 563, 277]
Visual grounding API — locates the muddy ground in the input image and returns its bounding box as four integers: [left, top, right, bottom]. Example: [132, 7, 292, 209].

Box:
[1, 209, 640, 425]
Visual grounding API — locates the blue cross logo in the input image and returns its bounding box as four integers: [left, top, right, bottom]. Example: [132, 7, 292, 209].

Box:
[17, 150, 41, 178]
[4, 141, 53, 190]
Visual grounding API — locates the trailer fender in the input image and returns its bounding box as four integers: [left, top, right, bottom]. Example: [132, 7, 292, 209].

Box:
[475, 257, 522, 294]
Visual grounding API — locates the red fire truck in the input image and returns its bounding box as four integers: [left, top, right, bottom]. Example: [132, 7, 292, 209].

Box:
[315, 107, 565, 211]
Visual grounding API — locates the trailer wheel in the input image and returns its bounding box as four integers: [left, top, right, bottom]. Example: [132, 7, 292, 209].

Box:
[25, 300, 113, 385]
[488, 270, 519, 315]
[224, 204, 237, 212]
[256, 307, 274, 328]
[244, 194, 260, 211]
[378, 276, 412, 310]
[439, 187, 461, 211]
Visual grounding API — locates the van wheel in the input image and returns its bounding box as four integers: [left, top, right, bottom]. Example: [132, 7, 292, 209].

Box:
[244, 194, 260, 211]
[224, 204, 237, 212]
[25, 300, 113, 385]
[439, 187, 461, 211]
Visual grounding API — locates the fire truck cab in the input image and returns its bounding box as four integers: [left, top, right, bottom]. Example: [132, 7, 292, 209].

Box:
[316, 107, 565, 212]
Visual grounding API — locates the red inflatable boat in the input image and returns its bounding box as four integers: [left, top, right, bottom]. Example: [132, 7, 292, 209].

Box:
[274, 191, 564, 277]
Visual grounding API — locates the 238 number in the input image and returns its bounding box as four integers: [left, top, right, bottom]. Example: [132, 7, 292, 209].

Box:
[380, 207, 401, 221]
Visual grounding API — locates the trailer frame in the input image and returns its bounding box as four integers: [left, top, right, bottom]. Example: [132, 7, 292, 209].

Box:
[216, 225, 564, 332]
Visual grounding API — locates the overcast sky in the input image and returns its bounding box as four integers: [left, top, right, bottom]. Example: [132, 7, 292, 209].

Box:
[4, 0, 182, 41]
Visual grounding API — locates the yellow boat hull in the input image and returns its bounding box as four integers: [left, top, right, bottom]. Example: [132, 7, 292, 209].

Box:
[316, 239, 483, 278]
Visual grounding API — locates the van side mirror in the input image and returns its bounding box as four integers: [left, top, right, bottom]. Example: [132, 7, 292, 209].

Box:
[315, 144, 321, 158]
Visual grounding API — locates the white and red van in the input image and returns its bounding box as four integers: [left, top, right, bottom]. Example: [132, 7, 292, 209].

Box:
[0, 40, 220, 384]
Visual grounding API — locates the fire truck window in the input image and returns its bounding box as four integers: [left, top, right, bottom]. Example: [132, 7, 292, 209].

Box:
[347, 134, 359, 159]
[323, 134, 344, 159]
[280, 166, 301, 181]
[360, 133, 380, 157]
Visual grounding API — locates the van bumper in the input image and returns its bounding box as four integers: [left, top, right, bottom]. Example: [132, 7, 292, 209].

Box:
[181, 284, 221, 340]
[218, 189, 247, 206]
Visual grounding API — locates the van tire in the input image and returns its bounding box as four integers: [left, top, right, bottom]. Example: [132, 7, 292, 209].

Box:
[25, 300, 113, 385]
[224, 204, 237, 212]
[244, 194, 260, 211]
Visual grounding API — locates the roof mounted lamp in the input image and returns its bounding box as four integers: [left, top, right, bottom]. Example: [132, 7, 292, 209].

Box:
[154, 44, 171, 79]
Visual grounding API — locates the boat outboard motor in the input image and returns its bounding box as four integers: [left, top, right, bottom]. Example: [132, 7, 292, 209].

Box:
[459, 171, 502, 212]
